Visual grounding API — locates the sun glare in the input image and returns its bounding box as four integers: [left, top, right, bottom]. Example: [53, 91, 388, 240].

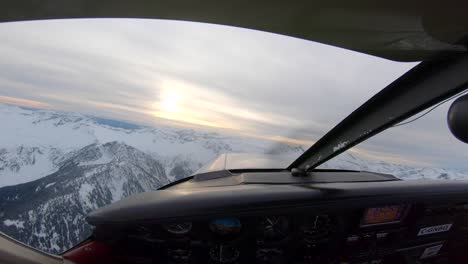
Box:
[160, 90, 182, 113]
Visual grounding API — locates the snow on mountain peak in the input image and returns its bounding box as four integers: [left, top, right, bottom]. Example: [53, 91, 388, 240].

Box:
[0, 104, 274, 187]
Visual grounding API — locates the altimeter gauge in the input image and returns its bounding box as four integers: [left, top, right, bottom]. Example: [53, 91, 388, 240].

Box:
[258, 216, 289, 241]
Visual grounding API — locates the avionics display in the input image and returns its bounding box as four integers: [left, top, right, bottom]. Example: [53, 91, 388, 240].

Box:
[361, 205, 407, 226]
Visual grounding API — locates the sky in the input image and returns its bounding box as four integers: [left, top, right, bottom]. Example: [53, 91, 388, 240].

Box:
[0, 19, 467, 170]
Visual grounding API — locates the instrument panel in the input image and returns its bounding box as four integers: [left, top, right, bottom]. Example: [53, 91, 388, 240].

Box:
[114, 213, 339, 264]
[100, 202, 468, 264]
[86, 177, 468, 264]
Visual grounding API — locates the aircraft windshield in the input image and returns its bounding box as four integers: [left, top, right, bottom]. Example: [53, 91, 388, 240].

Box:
[0, 19, 465, 254]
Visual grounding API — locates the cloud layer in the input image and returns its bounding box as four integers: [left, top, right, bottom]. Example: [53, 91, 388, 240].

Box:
[0, 19, 465, 170]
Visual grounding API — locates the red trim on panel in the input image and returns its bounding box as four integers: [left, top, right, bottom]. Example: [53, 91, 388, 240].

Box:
[62, 240, 113, 264]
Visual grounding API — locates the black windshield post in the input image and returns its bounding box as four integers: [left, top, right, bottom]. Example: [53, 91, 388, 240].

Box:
[289, 53, 468, 171]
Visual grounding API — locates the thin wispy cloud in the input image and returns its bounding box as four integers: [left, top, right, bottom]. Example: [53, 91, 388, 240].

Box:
[0, 95, 50, 108]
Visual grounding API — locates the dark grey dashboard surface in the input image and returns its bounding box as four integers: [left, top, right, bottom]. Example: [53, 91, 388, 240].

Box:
[87, 171, 468, 225]
[85, 171, 468, 264]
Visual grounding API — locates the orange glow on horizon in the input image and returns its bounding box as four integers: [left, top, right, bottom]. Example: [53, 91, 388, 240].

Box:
[0, 95, 50, 108]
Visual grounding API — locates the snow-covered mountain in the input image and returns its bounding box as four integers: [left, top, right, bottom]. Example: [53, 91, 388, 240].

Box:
[0, 103, 272, 187]
[0, 103, 467, 254]
[0, 141, 169, 252]
[320, 152, 468, 180]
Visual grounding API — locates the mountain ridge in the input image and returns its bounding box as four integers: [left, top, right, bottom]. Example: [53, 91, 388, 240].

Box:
[0, 141, 170, 253]
[0, 103, 265, 187]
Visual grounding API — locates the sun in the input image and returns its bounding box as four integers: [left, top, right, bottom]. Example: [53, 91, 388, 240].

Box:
[159, 90, 182, 113]
[152, 80, 228, 128]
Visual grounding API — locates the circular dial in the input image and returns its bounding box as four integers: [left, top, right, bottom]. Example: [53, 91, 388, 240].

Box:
[300, 215, 333, 242]
[209, 217, 242, 236]
[258, 216, 289, 241]
[163, 222, 192, 235]
[209, 245, 240, 263]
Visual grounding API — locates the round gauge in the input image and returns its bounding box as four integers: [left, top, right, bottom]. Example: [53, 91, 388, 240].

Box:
[163, 222, 192, 235]
[209, 245, 240, 263]
[300, 215, 333, 242]
[209, 217, 242, 236]
[258, 216, 289, 241]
